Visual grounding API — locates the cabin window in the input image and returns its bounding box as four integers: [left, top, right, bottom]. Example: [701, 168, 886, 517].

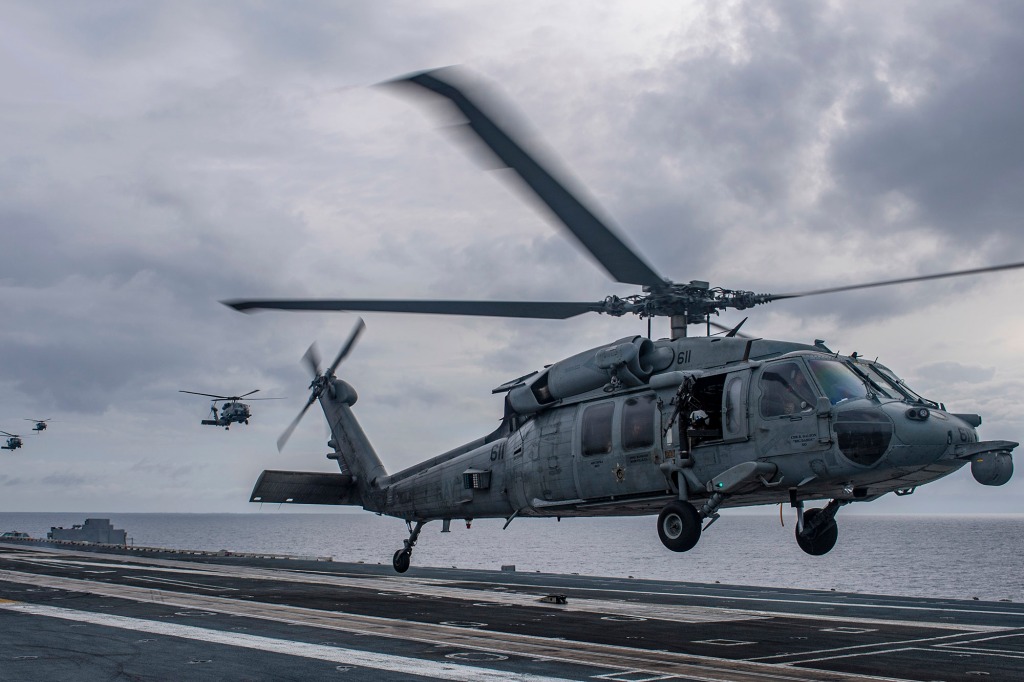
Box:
[622, 394, 656, 450]
[723, 375, 746, 437]
[760, 361, 817, 418]
[581, 402, 614, 456]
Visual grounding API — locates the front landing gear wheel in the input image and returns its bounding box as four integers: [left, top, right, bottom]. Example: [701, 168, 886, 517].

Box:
[393, 549, 411, 573]
[796, 508, 838, 556]
[657, 501, 701, 552]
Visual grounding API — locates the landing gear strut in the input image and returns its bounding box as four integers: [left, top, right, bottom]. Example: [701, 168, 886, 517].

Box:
[794, 499, 846, 556]
[393, 520, 424, 573]
[657, 500, 701, 552]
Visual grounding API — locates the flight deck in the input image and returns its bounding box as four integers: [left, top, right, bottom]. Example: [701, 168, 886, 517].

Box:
[1, 540, 1022, 681]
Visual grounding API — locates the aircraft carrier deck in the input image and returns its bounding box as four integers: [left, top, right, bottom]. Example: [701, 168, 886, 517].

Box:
[1, 540, 1021, 681]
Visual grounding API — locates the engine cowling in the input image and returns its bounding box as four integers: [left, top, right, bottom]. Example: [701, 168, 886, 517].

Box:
[507, 336, 669, 415]
[971, 452, 1013, 486]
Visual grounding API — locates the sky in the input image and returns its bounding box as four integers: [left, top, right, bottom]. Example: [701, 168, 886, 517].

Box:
[1, 0, 1023, 515]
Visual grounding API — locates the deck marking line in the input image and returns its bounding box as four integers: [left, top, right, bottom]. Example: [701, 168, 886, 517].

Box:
[0, 601, 581, 682]
[783, 646, 917, 665]
[748, 629, 1015, 663]
[934, 631, 1024, 647]
[132, 575, 237, 591]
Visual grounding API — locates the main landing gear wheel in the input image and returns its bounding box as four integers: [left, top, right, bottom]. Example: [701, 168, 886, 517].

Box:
[393, 549, 411, 573]
[392, 520, 424, 573]
[796, 508, 838, 556]
[657, 501, 701, 552]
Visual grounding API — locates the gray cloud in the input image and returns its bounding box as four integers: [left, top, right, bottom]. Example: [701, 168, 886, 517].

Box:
[1, 1, 1021, 512]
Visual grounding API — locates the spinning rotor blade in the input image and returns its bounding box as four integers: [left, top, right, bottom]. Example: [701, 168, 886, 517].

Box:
[237, 389, 260, 399]
[327, 318, 366, 378]
[277, 394, 318, 452]
[278, 319, 366, 452]
[769, 261, 1024, 301]
[302, 343, 322, 377]
[394, 68, 665, 289]
[179, 390, 235, 400]
[225, 299, 606, 319]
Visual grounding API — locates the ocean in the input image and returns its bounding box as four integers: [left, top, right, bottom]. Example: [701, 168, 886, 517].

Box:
[2, 512, 1021, 603]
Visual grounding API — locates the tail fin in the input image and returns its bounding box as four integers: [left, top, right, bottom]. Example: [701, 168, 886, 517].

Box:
[319, 378, 388, 511]
[263, 320, 388, 511]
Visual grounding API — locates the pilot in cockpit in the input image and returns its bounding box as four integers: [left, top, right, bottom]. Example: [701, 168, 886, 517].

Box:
[784, 369, 815, 414]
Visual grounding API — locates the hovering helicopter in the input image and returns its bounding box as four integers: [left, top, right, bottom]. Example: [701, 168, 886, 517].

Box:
[228, 68, 1020, 573]
[1, 431, 23, 451]
[178, 390, 284, 430]
[25, 418, 51, 434]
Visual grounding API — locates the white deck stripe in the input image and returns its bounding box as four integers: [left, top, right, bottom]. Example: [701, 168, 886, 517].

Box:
[0, 601, 581, 682]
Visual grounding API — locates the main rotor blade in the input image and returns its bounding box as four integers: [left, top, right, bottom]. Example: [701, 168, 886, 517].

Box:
[277, 394, 318, 452]
[179, 390, 233, 400]
[326, 318, 366, 378]
[394, 69, 665, 289]
[769, 260, 1024, 301]
[224, 299, 606, 319]
[238, 390, 260, 399]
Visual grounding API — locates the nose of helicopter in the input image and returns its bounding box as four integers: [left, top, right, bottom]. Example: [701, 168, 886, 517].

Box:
[831, 401, 961, 468]
[884, 404, 962, 467]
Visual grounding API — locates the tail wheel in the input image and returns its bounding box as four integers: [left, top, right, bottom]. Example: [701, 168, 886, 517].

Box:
[796, 508, 838, 556]
[657, 501, 701, 552]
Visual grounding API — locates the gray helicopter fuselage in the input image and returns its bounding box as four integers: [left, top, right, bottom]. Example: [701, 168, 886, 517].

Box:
[364, 335, 1012, 524]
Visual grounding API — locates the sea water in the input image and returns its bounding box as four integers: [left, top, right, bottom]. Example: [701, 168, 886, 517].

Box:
[2, 512, 1021, 602]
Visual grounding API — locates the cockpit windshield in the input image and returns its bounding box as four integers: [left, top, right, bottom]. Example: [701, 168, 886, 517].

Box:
[851, 362, 905, 400]
[806, 358, 869, 405]
[861, 361, 939, 407]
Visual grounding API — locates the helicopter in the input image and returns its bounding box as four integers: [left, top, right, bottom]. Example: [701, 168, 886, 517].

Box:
[25, 418, 51, 434]
[178, 390, 284, 430]
[1, 431, 23, 451]
[227, 68, 1020, 573]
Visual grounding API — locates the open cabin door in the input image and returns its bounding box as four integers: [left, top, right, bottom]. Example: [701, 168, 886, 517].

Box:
[682, 369, 751, 450]
[721, 369, 750, 442]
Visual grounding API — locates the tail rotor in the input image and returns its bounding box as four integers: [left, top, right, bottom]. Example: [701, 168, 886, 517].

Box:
[277, 318, 366, 452]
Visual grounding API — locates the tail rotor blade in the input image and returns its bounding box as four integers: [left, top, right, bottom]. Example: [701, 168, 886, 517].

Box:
[302, 342, 322, 378]
[326, 318, 366, 377]
[277, 394, 318, 452]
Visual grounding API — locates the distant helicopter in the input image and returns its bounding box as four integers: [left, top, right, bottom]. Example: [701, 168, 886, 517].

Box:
[178, 390, 284, 430]
[25, 418, 51, 434]
[228, 69, 1020, 573]
[1, 431, 23, 451]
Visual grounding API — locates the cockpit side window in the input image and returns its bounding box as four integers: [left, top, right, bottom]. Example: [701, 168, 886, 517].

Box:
[806, 358, 869, 405]
[759, 362, 816, 418]
[582, 402, 614, 456]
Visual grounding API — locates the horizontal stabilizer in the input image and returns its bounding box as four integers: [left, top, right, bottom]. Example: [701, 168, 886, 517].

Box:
[953, 439, 1018, 460]
[250, 470, 360, 505]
